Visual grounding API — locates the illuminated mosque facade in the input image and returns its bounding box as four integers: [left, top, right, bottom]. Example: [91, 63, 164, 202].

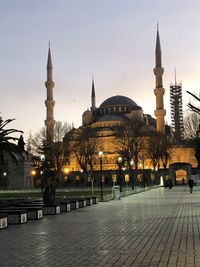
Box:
[44, 28, 197, 185]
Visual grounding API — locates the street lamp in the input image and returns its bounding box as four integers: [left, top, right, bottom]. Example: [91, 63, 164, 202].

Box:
[98, 151, 104, 201]
[40, 154, 46, 192]
[130, 160, 134, 189]
[31, 169, 36, 187]
[40, 154, 45, 162]
[63, 167, 69, 174]
[31, 170, 36, 176]
[118, 156, 122, 192]
[80, 169, 84, 187]
[139, 156, 145, 187]
[151, 167, 154, 185]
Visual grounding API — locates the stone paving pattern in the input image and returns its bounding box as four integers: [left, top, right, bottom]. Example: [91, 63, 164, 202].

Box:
[0, 186, 200, 267]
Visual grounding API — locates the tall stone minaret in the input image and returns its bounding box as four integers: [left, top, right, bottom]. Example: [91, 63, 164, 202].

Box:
[91, 77, 96, 111]
[154, 26, 166, 134]
[45, 44, 55, 143]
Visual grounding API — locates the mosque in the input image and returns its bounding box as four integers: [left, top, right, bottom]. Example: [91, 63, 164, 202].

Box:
[44, 28, 197, 186]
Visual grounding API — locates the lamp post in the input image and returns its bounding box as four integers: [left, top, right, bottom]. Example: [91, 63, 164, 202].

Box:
[118, 156, 122, 192]
[98, 151, 104, 201]
[40, 154, 45, 162]
[31, 169, 36, 188]
[130, 160, 134, 189]
[80, 169, 83, 187]
[122, 167, 127, 188]
[151, 167, 154, 186]
[139, 156, 145, 187]
[31, 170, 36, 176]
[63, 167, 69, 183]
[40, 154, 46, 192]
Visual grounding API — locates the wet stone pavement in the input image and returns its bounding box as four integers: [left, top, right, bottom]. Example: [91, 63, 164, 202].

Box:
[0, 186, 200, 267]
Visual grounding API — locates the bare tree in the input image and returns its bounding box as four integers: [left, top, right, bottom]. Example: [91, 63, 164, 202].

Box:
[187, 91, 200, 115]
[70, 126, 99, 177]
[54, 121, 72, 142]
[159, 135, 172, 181]
[50, 122, 72, 173]
[28, 121, 71, 171]
[116, 121, 146, 187]
[116, 121, 145, 170]
[147, 132, 168, 169]
[147, 133, 162, 171]
[27, 128, 46, 156]
[186, 91, 200, 167]
[29, 121, 72, 201]
[147, 132, 172, 182]
[184, 111, 200, 167]
[184, 112, 200, 140]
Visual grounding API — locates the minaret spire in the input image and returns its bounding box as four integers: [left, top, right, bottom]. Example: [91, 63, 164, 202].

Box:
[153, 26, 166, 134]
[155, 24, 162, 68]
[45, 43, 55, 143]
[47, 42, 53, 72]
[91, 76, 96, 111]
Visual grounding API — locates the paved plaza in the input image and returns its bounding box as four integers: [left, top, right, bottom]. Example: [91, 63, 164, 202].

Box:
[1, 186, 200, 267]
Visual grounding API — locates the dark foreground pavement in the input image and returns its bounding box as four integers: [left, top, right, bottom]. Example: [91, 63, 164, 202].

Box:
[0, 186, 200, 267]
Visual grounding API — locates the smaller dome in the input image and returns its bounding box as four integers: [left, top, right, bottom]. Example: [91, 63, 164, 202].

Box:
[83, 109, 92, 115]
[82, 109, 93, 126]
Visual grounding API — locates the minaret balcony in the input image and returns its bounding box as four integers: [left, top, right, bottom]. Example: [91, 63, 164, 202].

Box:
[154, 109, 166, 117]
[154, 87, 165, 96]
[45, 119, 55, 127]
[45, 81, 55, 88]
[45, 99, 55, 107]
[153, 67, 164, 76]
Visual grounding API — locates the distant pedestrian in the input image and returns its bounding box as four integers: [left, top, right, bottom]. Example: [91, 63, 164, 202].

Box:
[168, 180, 173, 189]
[43, 187, 51, 204]
[164, 180, 169, 189]
[50, 179, 57, 202]
[188, 178, 194, 193]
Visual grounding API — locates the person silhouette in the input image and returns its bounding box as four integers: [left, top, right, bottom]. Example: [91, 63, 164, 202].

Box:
[188, 178, 194, 193]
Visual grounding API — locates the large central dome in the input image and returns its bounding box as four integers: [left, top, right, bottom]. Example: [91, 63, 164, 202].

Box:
[100, 95, 141, 110]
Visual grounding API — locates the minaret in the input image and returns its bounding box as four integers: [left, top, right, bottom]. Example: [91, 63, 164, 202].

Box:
[153, 25, 166, 134]
[45, 44, 55, 143]
[91, 77, 96, 111]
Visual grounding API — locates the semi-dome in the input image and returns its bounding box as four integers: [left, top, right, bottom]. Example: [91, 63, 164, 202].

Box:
[82, 109, 93, 126]
[100, 95, 141, 110]
[83, 109, 92, 115]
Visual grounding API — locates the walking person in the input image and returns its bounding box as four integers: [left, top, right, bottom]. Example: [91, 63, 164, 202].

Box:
[168, 179, 173, 189]
[188, 178, 194, 193]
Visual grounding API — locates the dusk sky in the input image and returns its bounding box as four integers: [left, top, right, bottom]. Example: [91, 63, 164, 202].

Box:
[1, 0, 200, 141]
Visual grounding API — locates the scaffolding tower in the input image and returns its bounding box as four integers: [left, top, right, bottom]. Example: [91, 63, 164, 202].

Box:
[170, 81, 184, 142]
